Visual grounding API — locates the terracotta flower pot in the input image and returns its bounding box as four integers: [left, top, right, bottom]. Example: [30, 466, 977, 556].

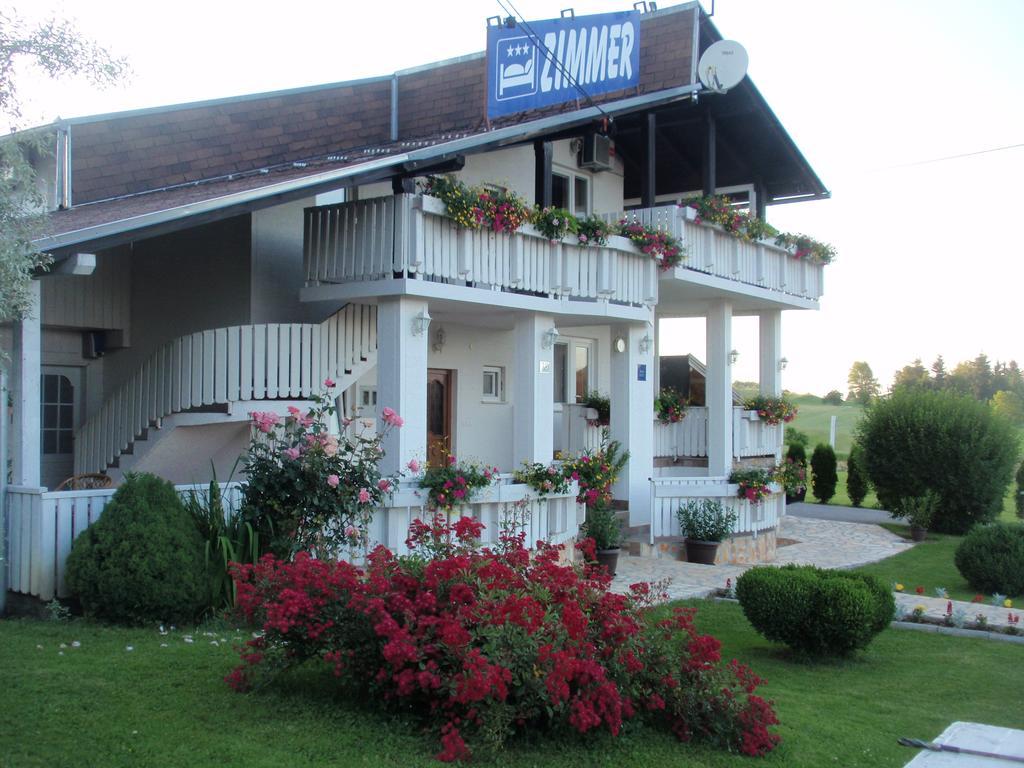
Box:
[910, 525, 927, 542]
[594, 548, 620, 576]
[684, 539, 720, 565]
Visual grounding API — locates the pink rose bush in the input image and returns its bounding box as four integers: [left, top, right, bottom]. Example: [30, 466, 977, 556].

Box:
[243, 385, 401, 557]
[227, 516, 779, 761]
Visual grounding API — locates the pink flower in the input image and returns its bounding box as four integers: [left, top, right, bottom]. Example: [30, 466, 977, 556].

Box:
[344, 525, 358, 540]
[287, 406, 301, 417]
[327, 474, 340, 488]
[448, 455, 457, 466]
[381, 407, 404, 428]
[407, 458, 421, 473]
[324, 378, 336, 388]
[358, 488, 371, 503]
[377, 479, 392, 492]
[283, 447, 301, 461]
[251, 412, 280, 434]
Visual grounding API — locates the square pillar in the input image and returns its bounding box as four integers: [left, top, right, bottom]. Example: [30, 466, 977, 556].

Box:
[758, 310, 783, 396]
[11, 279, 41, 487]
[376, 296, 429, 476]
[610, 321, 655, 526]
[513, 314, 555, 465]
[706, 300, 733, 478]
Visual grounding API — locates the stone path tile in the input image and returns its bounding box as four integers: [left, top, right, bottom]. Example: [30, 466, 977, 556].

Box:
[611, 515, 913, 599]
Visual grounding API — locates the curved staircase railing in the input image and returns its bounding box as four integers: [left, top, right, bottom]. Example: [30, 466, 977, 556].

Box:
[75, 303, 377, 474]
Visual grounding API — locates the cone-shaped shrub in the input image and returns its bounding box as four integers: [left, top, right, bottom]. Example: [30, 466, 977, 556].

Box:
[810, 444, 837, 504]
[846, 443, 870, 507]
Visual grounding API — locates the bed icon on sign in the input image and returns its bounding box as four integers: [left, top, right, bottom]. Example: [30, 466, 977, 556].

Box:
[496, 36, 537, 101]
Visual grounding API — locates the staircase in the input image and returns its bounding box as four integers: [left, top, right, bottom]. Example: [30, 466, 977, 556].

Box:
[75, 304, 378, 475]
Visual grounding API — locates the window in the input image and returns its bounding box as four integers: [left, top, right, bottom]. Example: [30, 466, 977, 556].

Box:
[41, 374, 74, 455]
[482, 366, 504, 402]
[573, 176, 589, 218]
[552, 173, 570, 210]
[553, 343, 568, 403]
[574, 344, 590, 402]
[553, 340, 593, 404]
[358, 386, 377, 411]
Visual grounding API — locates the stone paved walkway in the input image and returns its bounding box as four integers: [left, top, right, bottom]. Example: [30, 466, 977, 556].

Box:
[611, 515, 914, 601]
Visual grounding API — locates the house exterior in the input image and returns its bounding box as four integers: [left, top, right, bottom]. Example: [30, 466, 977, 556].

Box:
[2, 2, 829, 602]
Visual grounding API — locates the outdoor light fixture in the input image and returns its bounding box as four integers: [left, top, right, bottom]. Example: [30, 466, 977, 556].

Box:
[639, 333, 653, 354]
[729, 349, 740, 366]
[411, 308, 432, 337]
[779, 357, 789, 371]
[542, 327, 560, 349]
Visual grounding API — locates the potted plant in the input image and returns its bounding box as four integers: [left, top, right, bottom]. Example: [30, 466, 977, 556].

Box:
[898, 491, 938, 542]
[784, 443, 808, 503]
[676, 498, 737, 565]
[582, 504, 622, 575]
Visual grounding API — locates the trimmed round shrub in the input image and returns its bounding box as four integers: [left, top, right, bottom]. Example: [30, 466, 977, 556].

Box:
[66, 473, 208, 624]
[735, 565, 893, 656]
[810, 443, 837, 504]
[856, 389, 1018, 534]
[954, 523, 1024, 596]
[846, 443, 870, 508]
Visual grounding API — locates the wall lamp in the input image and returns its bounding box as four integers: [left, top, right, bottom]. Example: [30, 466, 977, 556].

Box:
[542, 327, 560, 349]
[729, 349, 740, 366]
[411, 308, 432, 337]
[779, 357, 789, 371]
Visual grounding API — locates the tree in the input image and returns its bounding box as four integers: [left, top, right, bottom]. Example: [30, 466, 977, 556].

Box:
[822, 390, 844, 405]
[0, 11, 127, 324]
[992, 390, 1024, 425]
[847, 361, 879, 405]
[810, 444, 838, 504]
[845, 443, 870, 507]
[891, 358, 930, 392]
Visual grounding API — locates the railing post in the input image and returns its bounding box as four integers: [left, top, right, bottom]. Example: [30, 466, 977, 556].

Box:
[457, 227, 472, 278]
[510, 233, 524, 285]
[409, 196, 424, 273]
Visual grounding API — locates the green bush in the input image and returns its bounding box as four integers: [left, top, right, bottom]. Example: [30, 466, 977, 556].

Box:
[1016, 462, 1024, 520]
[810, 444, 837, 503]
[846, 443, 870, 507]
[785, 429, 810, 450]
[66, 473, 208, 624]
[954, 523, 1024, 596]
[735, 565, 893, 656]
[786, 442, 807, 465]
[856, 389, 1018, 533]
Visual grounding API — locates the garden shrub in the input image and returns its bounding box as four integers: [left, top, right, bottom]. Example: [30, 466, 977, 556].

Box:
[810, 444, 837, 504]
[855, 389, 1018, 533]
[735, 565, 893, 656]
[65, 473, 207, 624]
[1016, 462, 1024, 520]
[785, 441, 807, 464]
[228, 516, 780, 761]
[954, 523, 1024, 596]
[845, 443, 870, 507]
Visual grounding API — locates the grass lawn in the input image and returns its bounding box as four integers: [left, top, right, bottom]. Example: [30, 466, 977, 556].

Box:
[3, 603, 1023, 767]
[786, 402, 864, 459]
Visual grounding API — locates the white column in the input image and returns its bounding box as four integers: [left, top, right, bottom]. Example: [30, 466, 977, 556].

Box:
[376, 296, 429, 476]
[11, 279, 42, 487]
[706, 300, 733, 478]
[610, 321, 655, 526]
[512, 314, 555, 465]
[758, 310, 783, 396]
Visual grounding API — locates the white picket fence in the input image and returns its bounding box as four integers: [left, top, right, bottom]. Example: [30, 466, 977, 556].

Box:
[4, 482, 243, 601]
[601, 205, 824, 301]
[75, 303, 378, 474]
[649, 476, 784, 544]
[304, 194, 658, 308]
[4, 477, 582, 602]
[652, 407, 781, 460]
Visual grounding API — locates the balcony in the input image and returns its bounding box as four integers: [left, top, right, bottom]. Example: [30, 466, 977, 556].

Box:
[303, 194, 658, 315]
[601, 205, 824, 304]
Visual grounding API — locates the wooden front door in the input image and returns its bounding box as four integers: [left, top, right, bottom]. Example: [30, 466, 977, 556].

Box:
[427, 369, 452, 466]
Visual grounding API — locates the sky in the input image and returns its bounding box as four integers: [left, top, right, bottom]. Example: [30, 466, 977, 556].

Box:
[11, 0, 1024, 395]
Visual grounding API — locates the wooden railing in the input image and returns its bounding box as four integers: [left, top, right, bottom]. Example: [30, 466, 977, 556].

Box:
[558, 404, 605, 456]
[649, 477, 784, 543]
[5, 482, 243, 600]
[4, 477, 581, 600]
[652, 407, 781, 460]
[601, 205, 824, 301]
[75, 304, 378, 474]
[733, 409, 783, 459]
[304, 194, 658, 308]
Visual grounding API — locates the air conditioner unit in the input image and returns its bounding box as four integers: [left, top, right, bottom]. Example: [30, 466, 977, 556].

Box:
[578, 133, 613, 172]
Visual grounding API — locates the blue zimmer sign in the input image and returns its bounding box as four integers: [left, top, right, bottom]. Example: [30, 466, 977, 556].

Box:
[486, 11, 641, 120]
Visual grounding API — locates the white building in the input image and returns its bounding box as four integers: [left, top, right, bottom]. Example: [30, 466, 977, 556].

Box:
[2, 2, 829, 602]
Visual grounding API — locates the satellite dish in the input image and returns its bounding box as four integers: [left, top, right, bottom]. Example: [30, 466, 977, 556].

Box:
[698, 40, 749, 92]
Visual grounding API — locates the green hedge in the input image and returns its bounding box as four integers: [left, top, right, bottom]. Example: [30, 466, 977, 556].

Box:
[810, 444, 837, 504]
[846, 443, 870, 507]
[735, 565, 893, 656]
[954, 523, 1024, 596]
[856, 389, 1018, 533]
[66, 473, 208, 624]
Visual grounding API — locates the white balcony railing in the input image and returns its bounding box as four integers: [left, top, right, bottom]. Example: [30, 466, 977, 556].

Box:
[304, 194, 658, 309]
[601, 205, 824, 301]
[649, 476, 784, 543]
[652, 407, 781, 461]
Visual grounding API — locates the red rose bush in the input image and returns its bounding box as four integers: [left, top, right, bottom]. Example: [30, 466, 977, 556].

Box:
[227, 515, 778, 761]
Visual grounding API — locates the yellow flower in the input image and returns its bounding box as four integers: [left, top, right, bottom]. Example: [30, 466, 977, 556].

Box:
[1005, 599, 1014, 609]
[895, 583, 904, 592]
